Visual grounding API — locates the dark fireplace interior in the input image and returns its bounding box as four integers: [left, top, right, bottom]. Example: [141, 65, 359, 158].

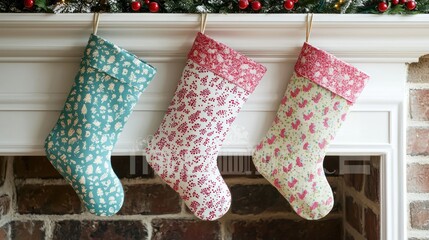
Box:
[0, 155, 380, 240]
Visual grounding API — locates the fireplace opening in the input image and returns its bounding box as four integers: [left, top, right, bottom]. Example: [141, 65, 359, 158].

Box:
[0, 155, 380, 239]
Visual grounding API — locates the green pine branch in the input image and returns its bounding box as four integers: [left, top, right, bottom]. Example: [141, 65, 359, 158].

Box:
[1, 0, 428, 13]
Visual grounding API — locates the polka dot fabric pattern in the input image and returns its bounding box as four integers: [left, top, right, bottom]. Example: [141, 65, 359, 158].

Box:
[146, 33, 266, 221]
[253, 43, 369, 220]
[45, 34, 156, 216]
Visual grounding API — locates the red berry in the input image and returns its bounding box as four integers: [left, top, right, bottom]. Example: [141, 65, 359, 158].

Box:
[238, 0, 249, 9]
[406, 0, 416, 9]
[131, 1, 141, 11]
[293, 0, 299, 2]
[144, 0, 150, 4]
[149, 1, 160, 12]
[24, 0, 34, 8]
[391, 0, 399, 4]
[284, 0, 294, 10]
[251, 0, 262, 11]
[399, 0, 407, 4]
[378, 2, 388, 12]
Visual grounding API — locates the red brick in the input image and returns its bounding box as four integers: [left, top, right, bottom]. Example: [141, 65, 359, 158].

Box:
[0, 224, 8, 239]
[53, 220, 147, 240]
[230, 219, 341, 240]
[365, 162, 380, 202]
[408, 57, 429, 83]
[408, 164, 429, 193]
[407, 128, 429, 156]
[345, 196, 363, 233]
[152, 219, 220, 240]
[365, 208, 380, 240]
[410, 201, 429, 230]
[0, 221, 45, 240]
[10, 221, 45, 240]
[230, 184, 291, 214]
[13, 156, 154, 179]
[13, 156, 61, 178]
[410, 89, 429, 121]
[16, 184, 82, 214]
[230, 182, 340, 215]
[0, 195, 10, 216]
[119, 184, 180, 215]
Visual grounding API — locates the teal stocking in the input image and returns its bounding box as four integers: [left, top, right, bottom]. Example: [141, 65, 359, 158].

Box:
[45, 34, 156, 216]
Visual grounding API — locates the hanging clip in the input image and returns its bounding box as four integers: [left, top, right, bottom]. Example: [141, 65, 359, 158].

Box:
[93, 12, 101, 35]
[305, 13, 314, 43]
[200, 13, 208, 34]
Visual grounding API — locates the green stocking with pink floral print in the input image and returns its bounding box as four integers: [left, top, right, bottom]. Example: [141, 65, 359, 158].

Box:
[253, 43, 370, 220]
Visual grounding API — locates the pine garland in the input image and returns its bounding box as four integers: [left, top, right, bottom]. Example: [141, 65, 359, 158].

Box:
[0, 0, 428, 13]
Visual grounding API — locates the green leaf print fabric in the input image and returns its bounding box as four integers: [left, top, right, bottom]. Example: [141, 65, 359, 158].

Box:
[45, 34, 156, 216]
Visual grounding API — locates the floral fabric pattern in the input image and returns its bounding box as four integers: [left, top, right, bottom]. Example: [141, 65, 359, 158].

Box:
[146, 33, 266, 221]
[253, 44, 369, 220]
[188, 32, 267, 93]
[295, 42, 370, 103]
[45, 34, 156, 216]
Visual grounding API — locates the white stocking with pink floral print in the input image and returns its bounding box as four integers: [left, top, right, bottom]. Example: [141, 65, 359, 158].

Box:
[146, 33, 266, 221]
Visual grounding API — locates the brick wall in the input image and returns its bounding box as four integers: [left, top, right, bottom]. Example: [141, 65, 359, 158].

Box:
[0, 156, 349, 240]
[407, 56, 429, 240]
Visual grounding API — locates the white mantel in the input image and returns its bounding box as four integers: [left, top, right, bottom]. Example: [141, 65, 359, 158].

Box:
[1, 13, 429, 240]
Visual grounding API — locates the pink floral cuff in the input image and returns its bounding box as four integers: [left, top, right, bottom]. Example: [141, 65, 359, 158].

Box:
[188, 32, 267, 93]
[294, 42, 370, 103]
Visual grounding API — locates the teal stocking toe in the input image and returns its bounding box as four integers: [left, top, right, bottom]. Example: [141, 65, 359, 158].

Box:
[45, 34, 156, 216]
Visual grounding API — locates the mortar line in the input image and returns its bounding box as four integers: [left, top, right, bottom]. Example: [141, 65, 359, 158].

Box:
[141, 219, 152, 240]
[408, 229, 429, 239]
[407, 83, 429, 89]
[344, 222, 366, 240]
[343, 186, 380, 214]
[406, 155, 429, 164]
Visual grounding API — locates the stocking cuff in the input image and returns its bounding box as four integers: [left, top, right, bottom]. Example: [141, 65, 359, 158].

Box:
[188, 32, 266, 93]
[294, 42, 370, 103]
[83, 34, 157, 92]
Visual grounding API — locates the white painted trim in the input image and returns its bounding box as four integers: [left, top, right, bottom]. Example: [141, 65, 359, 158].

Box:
[0, 93, 404, 112]
[1, 14, 429, 63]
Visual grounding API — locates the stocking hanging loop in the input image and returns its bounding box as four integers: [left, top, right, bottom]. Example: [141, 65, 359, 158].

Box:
[93, 12, 101, 35]
[305, 13, 314, 43]
[200, 13, 208, 34]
